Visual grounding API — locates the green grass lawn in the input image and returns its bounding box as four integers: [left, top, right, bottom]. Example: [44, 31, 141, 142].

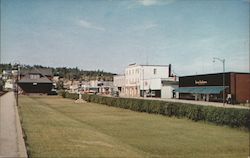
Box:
[19, 95, 249, 158]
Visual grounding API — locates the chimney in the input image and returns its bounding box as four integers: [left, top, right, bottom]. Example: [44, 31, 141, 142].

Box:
[168, 64, 172, 77]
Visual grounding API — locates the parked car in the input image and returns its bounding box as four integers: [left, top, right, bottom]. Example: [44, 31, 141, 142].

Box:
[111, 91, 119, 97]
[146, 91, 155, 97]
[48, 89, 58, 95]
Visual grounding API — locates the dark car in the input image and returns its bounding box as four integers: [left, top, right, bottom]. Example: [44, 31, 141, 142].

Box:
[48, 89, 58, 95]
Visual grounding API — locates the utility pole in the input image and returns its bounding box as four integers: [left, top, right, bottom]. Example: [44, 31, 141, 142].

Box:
[142, 67, 144, 98]
[213, 57, 225, 106]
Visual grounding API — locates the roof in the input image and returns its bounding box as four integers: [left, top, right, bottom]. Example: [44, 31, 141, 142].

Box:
[127, 64, 170, 68]
[21, 68, 53, 76]
[18, 76, 52, 83]
[180, 72, 250, 78]
[113, 74, 125, 76]
[140, 64, 170, 67]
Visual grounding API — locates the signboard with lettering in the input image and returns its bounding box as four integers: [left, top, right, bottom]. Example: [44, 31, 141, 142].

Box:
[179, 73, 230, 87]
[195, 80, 207, 85]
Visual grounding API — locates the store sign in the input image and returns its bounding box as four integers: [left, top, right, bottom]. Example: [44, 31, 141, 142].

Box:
[195, 80, 207, 85]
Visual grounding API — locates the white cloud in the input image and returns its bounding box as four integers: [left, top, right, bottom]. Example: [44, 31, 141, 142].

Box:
[133, 22, 158, 31]
[144, 23, 158, 30]
[78, 19, 105, 31]
[138, 0, 158, 6]
[137, 0, 176, 6]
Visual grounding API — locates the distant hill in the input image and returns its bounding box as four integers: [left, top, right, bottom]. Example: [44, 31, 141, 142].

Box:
[0, 63, 115, 81]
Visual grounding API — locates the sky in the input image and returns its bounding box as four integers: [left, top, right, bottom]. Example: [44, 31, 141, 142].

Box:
[1, 0, 249, 75]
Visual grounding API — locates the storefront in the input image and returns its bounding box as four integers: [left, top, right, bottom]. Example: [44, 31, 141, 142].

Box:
[175, 72, 250, 104]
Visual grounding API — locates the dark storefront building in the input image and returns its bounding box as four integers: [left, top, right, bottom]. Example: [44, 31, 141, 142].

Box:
[176, 72, 250, 104]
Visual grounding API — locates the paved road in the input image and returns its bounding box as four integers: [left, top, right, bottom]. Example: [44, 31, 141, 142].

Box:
[0, 92, 27, 158]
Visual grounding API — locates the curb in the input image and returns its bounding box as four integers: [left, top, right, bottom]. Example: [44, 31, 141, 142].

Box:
[14, 99, 28, 158]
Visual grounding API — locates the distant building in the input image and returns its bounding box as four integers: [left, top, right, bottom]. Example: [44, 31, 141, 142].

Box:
[114, 63, 178, 98]
[113, 74, 125, 95]
[98, 81, 113, 94]
[2, 70, 12, 80]
[4, 79, 14, 90]
[80, 80, 113, 94]
[18, 68, 53, 94]
[175, 72, 250, 104]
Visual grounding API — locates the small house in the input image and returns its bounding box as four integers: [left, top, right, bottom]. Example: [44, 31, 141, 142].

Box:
[18, 68, 53, 94]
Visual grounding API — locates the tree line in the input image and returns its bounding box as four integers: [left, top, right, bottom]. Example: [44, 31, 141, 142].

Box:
[0, 63, 115, 81]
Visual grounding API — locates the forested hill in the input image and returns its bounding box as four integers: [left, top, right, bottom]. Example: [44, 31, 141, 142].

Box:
[0, 64, 115, 81]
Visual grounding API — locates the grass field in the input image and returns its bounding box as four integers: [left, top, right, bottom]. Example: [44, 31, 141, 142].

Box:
[19, 95, 249, 158]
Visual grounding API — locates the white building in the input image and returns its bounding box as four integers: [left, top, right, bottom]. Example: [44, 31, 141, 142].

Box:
[113, 74, 125, 95]
[81, 80, 113, 94]
[4, 79, 14, 90]
[115, 63, 178, 98]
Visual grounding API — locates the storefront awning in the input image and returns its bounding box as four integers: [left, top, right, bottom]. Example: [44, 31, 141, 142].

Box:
[175, 86, 228, 94]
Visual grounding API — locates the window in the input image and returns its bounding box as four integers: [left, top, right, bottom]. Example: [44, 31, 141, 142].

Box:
[30, 74, 40, 79]
[153, 68, 157, 75]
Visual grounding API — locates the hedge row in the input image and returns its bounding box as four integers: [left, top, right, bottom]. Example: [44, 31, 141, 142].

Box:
[63, 92, 250, 129]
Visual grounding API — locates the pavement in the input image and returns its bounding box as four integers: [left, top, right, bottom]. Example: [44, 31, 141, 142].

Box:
[0, 92, 27, 158]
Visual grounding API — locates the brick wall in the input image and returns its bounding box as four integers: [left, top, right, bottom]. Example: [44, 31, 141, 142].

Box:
[235, 73, 250, 103]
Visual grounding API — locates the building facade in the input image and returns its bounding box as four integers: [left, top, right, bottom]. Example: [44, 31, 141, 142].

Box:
[176, 72, 250, 104]
[115, 63, 177, 98]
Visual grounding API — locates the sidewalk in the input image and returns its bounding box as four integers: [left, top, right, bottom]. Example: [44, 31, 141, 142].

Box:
[0, 92, 27, 158]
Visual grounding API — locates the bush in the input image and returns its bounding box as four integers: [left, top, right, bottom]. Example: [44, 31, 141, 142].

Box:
[63, 92, 250, 129]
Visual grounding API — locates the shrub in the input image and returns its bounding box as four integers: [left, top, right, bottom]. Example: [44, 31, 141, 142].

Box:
[63, 92, 250, 129]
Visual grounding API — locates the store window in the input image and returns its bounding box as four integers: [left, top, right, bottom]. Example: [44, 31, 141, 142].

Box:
[153, 68, 157, 75]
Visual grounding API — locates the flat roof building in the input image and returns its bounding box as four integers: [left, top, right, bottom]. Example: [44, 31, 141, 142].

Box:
[114, 63, 178, 98]
[176, 72, 250, 104]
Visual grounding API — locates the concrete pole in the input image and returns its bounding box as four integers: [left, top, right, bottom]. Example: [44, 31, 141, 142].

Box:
[213, 57, 226, 105]
[142, 68, 144, 98]
[222, 59, 225, 106]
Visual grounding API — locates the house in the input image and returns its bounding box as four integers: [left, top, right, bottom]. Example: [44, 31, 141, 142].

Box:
[114, 63, 178, 98]
[69, 80, 80, 93]
[4, 79, 14, 90]
[98, 81, 113, 94]
[2, 70, 12, 80]
[63, 80, 72, 90]
[175, 72, 250, 104]
[18, 68, 53, 94]
[79, 80, 113, 95]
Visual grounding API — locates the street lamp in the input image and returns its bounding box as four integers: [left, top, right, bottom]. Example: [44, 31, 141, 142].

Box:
[213, 57, 225, 106]
[142, 67, 145, 98]
[13, 61, 20, 106]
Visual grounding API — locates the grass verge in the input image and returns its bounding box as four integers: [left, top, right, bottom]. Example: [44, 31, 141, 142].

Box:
[19, 95, 249, 158]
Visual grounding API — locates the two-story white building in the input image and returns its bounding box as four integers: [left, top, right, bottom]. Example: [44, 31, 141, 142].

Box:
[114, 63, 178, 98]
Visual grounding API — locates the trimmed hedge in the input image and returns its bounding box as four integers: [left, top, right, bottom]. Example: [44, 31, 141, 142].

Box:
[63, 92, 250, 129]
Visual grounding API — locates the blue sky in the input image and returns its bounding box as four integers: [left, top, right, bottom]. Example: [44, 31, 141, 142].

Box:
[1, 0, 249, 75]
